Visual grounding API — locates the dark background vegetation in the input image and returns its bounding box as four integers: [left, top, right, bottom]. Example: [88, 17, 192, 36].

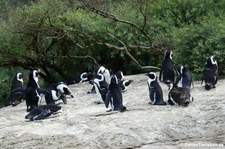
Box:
[0, 0, 225, 106]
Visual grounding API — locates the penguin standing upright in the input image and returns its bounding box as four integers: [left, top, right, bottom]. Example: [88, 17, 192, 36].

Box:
[167, 83, 194, 107]
[93, 73, 108, 104]
[25, 70, 43, 112]
[202, 56, 218, 90]
[159, 50, 176, 84]
[5, 72, 24, 106]
[175, 65, 193, 91]
[105, 75, 126, 112]
[146, 72, 166, 105]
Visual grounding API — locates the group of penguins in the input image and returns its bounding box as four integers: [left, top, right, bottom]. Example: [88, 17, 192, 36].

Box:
[148, 50, 218, 107]
[3, 50, 218, 121]
[4, 66, 134, 121]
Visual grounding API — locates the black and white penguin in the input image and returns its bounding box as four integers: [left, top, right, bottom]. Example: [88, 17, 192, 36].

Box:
[202, 56, 218, 90]
[146, 72, 167, 105]
[46, 82, 74, 104]
[105, 75, 126, 112]
[159, 50, 176, 84]
[175, 65, 193, 91]
[5, 72, 24, 106]
[25, 104, 62, 121]
[93, 73, 108, 104]
[25, 69, 44, 112]
[167, 83, 194, 106]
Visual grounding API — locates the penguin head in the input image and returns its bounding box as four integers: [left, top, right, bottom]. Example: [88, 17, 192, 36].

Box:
[97, 66, 106, 74]
[80, 72, 89, 82]
[57, 83, 71, 95]
[175, 64, 184, 75]
[116, 71, 124, 80]
[16, 73, 23, 83]
[146, 72, 157, 81]
[27, 69, 40, 87]
[109, 75, 119, 85]
[207, 56, 217, 66]
[164, 50, 173, 60]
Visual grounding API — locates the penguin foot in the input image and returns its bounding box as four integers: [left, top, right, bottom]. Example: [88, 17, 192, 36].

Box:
[120, 106, 127, 112]
[106, 109, 112, 112]
[94, 101, 104, 104]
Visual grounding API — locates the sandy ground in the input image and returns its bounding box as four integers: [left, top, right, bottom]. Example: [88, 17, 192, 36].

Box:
[0, 73, 225, 149]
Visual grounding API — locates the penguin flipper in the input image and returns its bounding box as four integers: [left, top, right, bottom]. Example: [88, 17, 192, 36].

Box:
[105, 92, 111, 108]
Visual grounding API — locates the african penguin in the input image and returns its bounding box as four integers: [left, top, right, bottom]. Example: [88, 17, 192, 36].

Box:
[175, 65, 193, 91]
[159, 50, 176, 84]
[5, 72, 24, 106]
[146, 72, 166, 105]
[25, 69, 43, 112]
[25, 104, 62, 121]
[167, 83, 194, 106]
[105, 75, 126, 112]
[202, 56, 218, 90]
[46, 82, 73, 104]
[93, 73, 108, 104]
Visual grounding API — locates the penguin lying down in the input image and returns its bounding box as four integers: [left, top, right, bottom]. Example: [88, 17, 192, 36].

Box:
[25, 104, 62, 121]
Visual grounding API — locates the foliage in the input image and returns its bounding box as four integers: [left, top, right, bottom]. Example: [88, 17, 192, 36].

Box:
[0, 0, 225, 106]
[172, 15, 225, 79]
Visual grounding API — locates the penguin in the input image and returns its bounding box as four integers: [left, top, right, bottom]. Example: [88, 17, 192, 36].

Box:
[146, 72, 167, 105]
[159, 50, 176, 84]
[25, 69, 47, 112]
[105, 75, 126, 112]
[25, 104, 62, 121]
[46, 82, 74, 104]
[12, 69, 51, 112]
[5, 72, 24, 106]
[93, 73, 108, 104]
[167, 83, 194, 106]
[202, 56, 218, 90]
[175, 64, 193, 91]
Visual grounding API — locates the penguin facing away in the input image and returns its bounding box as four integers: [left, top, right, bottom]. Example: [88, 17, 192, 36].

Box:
[5, 72, 24, 106]
[202, 56, 218, 90]
[146, 72, 167, 105]
[105, 75, 126, 112]
[175, 64, 193, 91]
[159, 50, 176, 84]
[167, 83, 194, 107]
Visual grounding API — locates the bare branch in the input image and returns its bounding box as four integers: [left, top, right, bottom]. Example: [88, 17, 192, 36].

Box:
[80, 5, 152, 42]
[106, 32, 160, 70]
